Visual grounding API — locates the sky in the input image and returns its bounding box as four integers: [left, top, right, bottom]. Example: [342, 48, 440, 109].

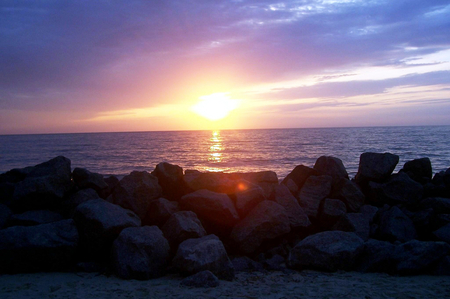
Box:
[1, 0, 450, 134]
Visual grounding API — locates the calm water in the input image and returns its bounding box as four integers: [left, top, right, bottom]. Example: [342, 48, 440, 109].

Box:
[0, 126, 449, 180]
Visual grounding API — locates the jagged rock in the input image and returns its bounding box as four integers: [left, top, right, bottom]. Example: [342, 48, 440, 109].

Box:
[179, 189, 240, 229]
[73, 198, 141, 258]
[401, 158, 432, 184]
[180, 270, 220, 288]
[0, 219, 78, 273]
[172, 235, 234, 281]
[357, 239, 396, 273]
[184, 171, 237, 194]
[152, 162, 186, 201]
[235, 186, 266, 218]
[281, 165, 320, 195]
[355, 152, 399, 184]
[433, 223, 450, 244]
[272, 185, 311, 229]
[72, 167, 109, 198]
[376, 206, 417, 243]
[332, 178, 365, 212]
[0, 203, 12, 229]
[7, 210, 63, 227]
[111, 226, 170, 280]
[161, 211, 206, 250]
[288, 231, 364, 272]
[314, 156, 349, 181]
[319, 198, 347, 228]
[230, 201, 291, 254]
[368, 172, 423, 206]
[61, 188, 99, 218]
[393, 240, 450, 275]
[143, 197, 179, 226]
[108, 171, 162, 220]
[333, 213, 371, 241]
[297, 175, 332, 218]
[420, 197, 450, 213]
[231, 256, 264, 272]
[10, 156, 73, 211]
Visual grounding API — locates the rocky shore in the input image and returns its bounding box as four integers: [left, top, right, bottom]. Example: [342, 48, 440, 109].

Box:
[1, 153, 450, 288]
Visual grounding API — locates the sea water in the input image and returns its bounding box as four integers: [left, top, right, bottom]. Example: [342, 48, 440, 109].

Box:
[1, 126, 449, 180]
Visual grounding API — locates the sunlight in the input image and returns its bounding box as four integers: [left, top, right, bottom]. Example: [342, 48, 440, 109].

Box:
[191, 93, 240, 121]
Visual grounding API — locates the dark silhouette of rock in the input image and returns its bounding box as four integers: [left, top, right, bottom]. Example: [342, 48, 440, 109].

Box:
[180, 270, 220, 288]
[179, 189, 240, 228]
[410, 208, 435, 240]
[333, 213, 371, 241]
[183, 171, 237, 194]
[357, 239, 396, 273]
[8, 210, 63, 227]
[264, 254, 286, 271]
[376, 206, 417, 243]
[314, 156, 349, 182]
[104, 175, 120, 197]
[0, 203, 12, 229]
[161, 211, 206, 250]
[433, 256, 450, 275]
[172, 235, 234, 281]
[0, 219, 78, 273]
[61, 188, 99, 218]
[420, 197, 450, 213]
[231, 256, 264, 272]
[152, 162, 187, 201]
[288, 231, 364, 272]
[281, 165, 320, 195]
[235, 185, 266, 218]
[332, 178, 365, 212]
[433, 223, 450, 244]
[230, 200, 291, 254]
[73, 198, 141, 259]
[359, 205, 379, 222]
[355, 152, 399, 184]
[108, 171, 162, 220]
[319, 198, 347, 229]
[272, 185, 311, 229]
[72, 167, 109, 198]
[401, 158, 432, 184]
[143, 197, 179, 226]
[297, 175, 332, 218]
[231, 171, 279, 199]
[111, 226, 170, 280]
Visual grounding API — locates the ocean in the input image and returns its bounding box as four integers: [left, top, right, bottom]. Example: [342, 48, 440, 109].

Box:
[1, 126, 449, 180]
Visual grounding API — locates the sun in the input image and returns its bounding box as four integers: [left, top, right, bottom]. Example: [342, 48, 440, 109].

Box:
[191, 93, 240, 121]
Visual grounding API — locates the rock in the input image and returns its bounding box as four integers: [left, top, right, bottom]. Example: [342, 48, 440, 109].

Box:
[433, 223, 450, 244]
[368, 172, 423, 206]
[184, 171, 237, 194]
[230, 201, 291, 254]
[433, 256, 450, 275]
[420, 197, 450, 213]
[161, 211, 207, 250]
[272, 185, 311, 229]
[281, 165, 320, 195]
[393, 240, 450, 275]
[111, 226, 170, 279]
[319, 198, 347, 229]
[357, 239, 396, 273]
[179, 189, 240, 229]
[104, 175, 120, 197]
[73, 198, 141, 258]
[432, 214, 450, 231]
[152, 162, 187, 201]
[143, 197, 179, 226]
[173, 235, 234, 281]
[401, 158, 432, 184]
[235, 186, 266, 218]
[180, 270, 220, 288]
[10, 156, 73, 211]
[72, 168, 109, 198]
[7, 210, 63, 227]
[288, 231, 364, 272]
[109, 171, 162, 220]
[355, 152, 399, 184]
[297, 175, 332, 218]
[376, 206, 417, 243]
[333, 213, 371, 241]
[359, 205, 379, 222]
[61, 188, 99, 218]
[0, 219, 78, 273]
[264, 254, 286, 270]
[231, 256, 264, 272]
[0, 203, 12, 229]
[410, 208, 435, 240]
[332, 178, 365, 212]
[231, 171, 279, 199]
[314, 156, 349, 181]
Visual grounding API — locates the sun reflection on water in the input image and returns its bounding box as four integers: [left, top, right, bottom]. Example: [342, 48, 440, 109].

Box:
[207, 131, 224, 172]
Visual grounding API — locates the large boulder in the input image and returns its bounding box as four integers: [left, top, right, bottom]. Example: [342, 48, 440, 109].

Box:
[161, 211, 207, 249]
[183, 171, 237, 194]
[288, 231, 364, 272]
[10, 156, 73, 211]
[231, 171, 279, 199]
[61, 188, 99, 218]
[333, 213, 371, 241]
[7, 210, 63, 227]
[108, 171, 162, 220]
[375, 206, 417, 243]
[272, 185, 311, 229]
[332, 178, 365, 212]
[152, 162, 187, 201]
[230, 201, 291, 254]
[111, 226, 170, 280]
[73, 198, 141, 258]
[172, 235, 234, 281]
[0, 219, 78, 273]
[179, 189, 240, 229]
[0, 203, 12, 229]
[234, 186, 266, 218]
[319, 198, 347, 229]
[367, 173, 423, 206]
[297, 175, 332, 218]
[72, 168, 109, 198]
[180, 270, 220, 288]
[357, 239, 396, 273]
[281, 165, 320, 195]
[433, 223, 450, 244]
[314, 156, 349, 182]
[400, 158, 432, 184]
[355, 152, 399, 184]
[143, 197, 179, 226]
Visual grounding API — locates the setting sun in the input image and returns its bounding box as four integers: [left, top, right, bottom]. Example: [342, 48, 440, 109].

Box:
[191, 93, 240, 121]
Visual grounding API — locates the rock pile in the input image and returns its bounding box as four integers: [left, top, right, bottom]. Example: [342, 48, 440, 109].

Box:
[1, 153, 450, 286]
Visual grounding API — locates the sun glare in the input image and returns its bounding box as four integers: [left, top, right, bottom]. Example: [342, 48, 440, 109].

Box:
[191, 93, 240, 121]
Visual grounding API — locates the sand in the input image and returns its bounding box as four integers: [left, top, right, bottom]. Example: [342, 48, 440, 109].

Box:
[1, 270, 450, 299]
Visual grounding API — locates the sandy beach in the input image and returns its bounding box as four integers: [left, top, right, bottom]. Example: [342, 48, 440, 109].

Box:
[1, 270, 449, 299]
